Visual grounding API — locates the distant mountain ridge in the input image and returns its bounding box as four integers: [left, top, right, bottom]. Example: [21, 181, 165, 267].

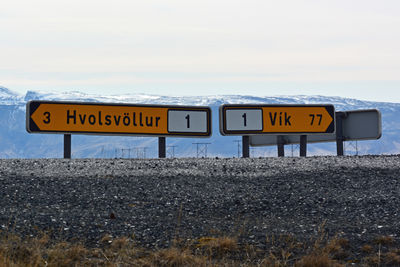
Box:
[0, 86, 398, 158]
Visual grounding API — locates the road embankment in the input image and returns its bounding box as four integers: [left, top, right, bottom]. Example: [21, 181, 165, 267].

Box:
[0, 155, 399, 250]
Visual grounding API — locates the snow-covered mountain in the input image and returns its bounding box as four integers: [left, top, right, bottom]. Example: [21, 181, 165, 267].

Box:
[0, 86, 398, 158]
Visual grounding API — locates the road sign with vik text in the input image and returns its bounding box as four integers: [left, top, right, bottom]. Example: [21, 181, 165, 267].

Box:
[26, 101, 212, 137]
[219, 104, 335, 135]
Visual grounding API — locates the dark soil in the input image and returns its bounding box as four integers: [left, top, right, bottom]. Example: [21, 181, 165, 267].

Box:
[1, 155, 399, 255]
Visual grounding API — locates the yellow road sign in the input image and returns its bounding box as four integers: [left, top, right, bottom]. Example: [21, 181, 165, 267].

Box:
[27, 101, 212, 137]
[220, 104, 335, 135]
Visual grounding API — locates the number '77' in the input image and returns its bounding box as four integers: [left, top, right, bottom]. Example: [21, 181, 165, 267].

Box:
[309, 114, 322, 125]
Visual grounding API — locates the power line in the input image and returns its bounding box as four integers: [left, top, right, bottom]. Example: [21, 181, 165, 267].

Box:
[192, 143, 212, 158]
[134, 147, 148, 158]
[233, 140, 241, 158]
[167, 145, 178, 158]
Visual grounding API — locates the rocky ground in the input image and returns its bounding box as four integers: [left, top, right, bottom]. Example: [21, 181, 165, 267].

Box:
[0, 155, 399, 252]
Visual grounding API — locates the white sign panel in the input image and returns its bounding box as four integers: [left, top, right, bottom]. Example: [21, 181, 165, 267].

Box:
[226, 109, 263, 131]
[168, 110, 209, 133]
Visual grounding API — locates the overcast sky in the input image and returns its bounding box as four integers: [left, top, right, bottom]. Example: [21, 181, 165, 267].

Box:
[1, 0, 400, 102]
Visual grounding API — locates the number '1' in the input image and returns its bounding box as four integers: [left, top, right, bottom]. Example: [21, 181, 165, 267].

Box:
[242, 113, 247, 127]
[185, 114, 190, 128]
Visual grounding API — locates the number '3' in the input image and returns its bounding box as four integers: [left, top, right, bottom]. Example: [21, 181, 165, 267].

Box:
[43, 112, 51, 124]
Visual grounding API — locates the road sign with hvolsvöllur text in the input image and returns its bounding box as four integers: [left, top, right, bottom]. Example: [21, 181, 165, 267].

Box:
[26, 101, 212, 137]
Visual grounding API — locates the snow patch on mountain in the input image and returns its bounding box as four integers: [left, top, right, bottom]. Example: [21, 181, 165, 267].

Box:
[0, 86, 24, 105]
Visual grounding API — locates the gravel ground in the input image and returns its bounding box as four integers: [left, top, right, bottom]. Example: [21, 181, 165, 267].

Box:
[0, 155, 400, 250]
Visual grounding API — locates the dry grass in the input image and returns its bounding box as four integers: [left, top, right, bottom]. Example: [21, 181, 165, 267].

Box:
[362, 244, 374, 254]
[198, 236, 238, 254]
[145, 247, 208, 267]
[0, 230, 399, 266]
[364, 248, 400, 267]
[374, 235, 395, 246]
[294, 253, 343, 267]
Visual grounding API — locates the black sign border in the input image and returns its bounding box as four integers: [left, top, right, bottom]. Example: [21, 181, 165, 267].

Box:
[26, 100, 212, 137]
[219, 104, 335, 135]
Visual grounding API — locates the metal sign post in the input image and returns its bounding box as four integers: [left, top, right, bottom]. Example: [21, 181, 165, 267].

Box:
[242, 136, 250, 158]
[277, 135, 285, 157]
[158, 137, 166, 158]
[300, 135, 307, 157]
[335, 112, 346, 156]
[64, 134, 71, 159]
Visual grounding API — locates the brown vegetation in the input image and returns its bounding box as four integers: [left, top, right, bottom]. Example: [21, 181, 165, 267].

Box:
[0, 230, 399, 266]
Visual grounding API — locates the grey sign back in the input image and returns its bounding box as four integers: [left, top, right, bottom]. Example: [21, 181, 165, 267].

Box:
[250, 109, 382, 146]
